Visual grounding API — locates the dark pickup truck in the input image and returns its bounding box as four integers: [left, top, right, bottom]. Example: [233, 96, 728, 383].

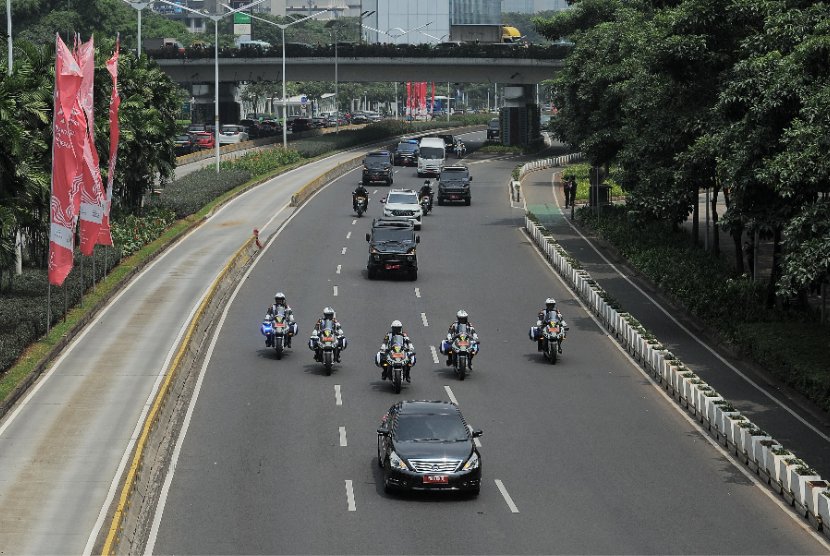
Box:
[487, 118, 500, 141]
[437, 165, 473, 206]
[366, 217, 420, 280]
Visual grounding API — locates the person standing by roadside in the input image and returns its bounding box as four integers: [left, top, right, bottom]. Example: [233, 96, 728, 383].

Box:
[562, 175, 572, 208]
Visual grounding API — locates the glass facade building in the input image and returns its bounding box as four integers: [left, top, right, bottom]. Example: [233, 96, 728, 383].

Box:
[365, 0, 502, 44]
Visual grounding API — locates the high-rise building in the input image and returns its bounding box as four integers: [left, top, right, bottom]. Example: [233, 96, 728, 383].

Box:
[364, 0, 451, 44]
[451, 0, 500, 24]
[501, 0, 569, 13]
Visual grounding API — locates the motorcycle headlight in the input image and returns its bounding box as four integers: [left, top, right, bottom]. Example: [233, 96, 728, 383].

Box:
[390, 451, 408, 470]
[463, 451, 480, 470]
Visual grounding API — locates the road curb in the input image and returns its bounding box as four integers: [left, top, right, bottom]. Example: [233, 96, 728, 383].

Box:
[523, 215, 830, 541]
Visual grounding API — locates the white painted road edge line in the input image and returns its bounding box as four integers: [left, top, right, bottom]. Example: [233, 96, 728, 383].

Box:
[341, 247, 347, 255]
[335, 385, 342, 406]
[333, 285, 338, 297]
[414, 287, 421, 298]
[345, 480, 356, 512]
[495, 480, 519, 513]
[443, 385, 459, 405]
[143, 184, 321, 555]
[430, 346, 439, 364]
[421, 312, 429, 327]
[339, 426, 347, 447]
[336, 264, 341, 274]
[526, 227, 830, 550]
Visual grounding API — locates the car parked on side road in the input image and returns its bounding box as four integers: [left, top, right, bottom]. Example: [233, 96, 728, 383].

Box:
[377, 400, 482, 495]
[174, 133, 199, 155]
[218, 125, 249, 144]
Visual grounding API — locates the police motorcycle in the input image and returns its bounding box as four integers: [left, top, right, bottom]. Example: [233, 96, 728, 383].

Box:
[309, 319, 347, 375]
[419, 180, 433, 215]
[440, 324, 479, 380]
[354, 182, 369, 218]
[455, 140, 466, 159]
[375, 335, 415, 393]
[261, 307, 298, 360]
[530, 313, 568, 364]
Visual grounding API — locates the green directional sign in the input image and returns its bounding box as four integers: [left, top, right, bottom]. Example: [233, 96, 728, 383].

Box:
[234, 13, 251, 24]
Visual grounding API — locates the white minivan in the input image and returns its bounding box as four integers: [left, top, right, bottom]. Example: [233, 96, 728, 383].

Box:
[417, 137, 446, 178]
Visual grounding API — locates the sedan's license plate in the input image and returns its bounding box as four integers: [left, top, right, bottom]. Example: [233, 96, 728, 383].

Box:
[424, 475, 448, 484]
[386, 264, 400, 270]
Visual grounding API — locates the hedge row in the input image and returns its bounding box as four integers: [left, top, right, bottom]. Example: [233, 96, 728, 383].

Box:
[575, 204, 830, 411]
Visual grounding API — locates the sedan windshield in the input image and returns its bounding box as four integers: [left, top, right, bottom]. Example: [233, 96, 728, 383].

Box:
[387, 193, 417, 204]
[394, 414, 469, 442]
[420, 147, 444, 159]
[397, 143, 418, 153]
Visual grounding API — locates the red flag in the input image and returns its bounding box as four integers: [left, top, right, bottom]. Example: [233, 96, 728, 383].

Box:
[49, 34, 84, 286]
[77, 37, 106, 256]
[406, 82, 411, 117]
[431, 82, 435, 116]
[419, 82, 426, 116]
[98, 39, 120, 246]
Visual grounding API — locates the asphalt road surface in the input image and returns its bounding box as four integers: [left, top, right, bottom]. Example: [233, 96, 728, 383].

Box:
[148, 134, 828, 554]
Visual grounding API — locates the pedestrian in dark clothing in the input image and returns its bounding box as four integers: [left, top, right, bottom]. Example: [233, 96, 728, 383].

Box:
[562, 176, 572, 208]
[568, 177, 578, 207]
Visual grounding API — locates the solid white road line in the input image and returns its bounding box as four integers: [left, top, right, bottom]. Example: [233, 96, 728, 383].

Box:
[341, 247, 347, 255]
[346, 231, 351, 239]
[336, 265, 341, 274]
[335, 385, 342, 406]
[345, 480, 356, 512]
[414, 287, 421, 298]
[430, 346, 439, 364]
[339, 426, 347, 447]
[495, 480, 520, 513]
[421, 313, 428, 327]
[333, 285, 338, 297]
[443, 385, 459, 405]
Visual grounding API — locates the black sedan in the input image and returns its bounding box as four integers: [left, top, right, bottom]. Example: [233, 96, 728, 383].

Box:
[377, 400, 482, 495]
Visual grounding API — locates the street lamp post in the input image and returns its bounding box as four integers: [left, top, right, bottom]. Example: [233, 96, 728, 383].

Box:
[159, 0, 266, 172]
[235, 9, 330, 147]
[6, 0, 12, 75]
[120, 1, 152, 57]
[324, 20, 348, 134]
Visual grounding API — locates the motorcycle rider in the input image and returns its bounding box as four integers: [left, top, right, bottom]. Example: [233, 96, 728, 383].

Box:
[311, 307, 345, 362]
[265, 292, 295, 347]
[352, 181, 369, 212]
[536, 297, 567, 353]
[444, 309, 479, 370]
[419, 179, 434, 210]
[379, 320, 415, 381]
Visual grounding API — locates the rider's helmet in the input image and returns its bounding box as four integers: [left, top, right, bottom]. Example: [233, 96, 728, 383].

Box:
[275, 292, 286, 305]
[545, 298, 556, 312]
[391, 320, 403, 335]
[323, 307, 335, 320]
[456, 310, 468, 325]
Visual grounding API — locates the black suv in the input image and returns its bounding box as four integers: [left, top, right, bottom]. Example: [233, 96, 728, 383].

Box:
[428, 134, 457, 154]
[487, 118, 499, 141]
[393, 140, 420, 166]
[362, 151, 394, 185]
[437, 165, 472, 205]
[365, 217, 420, 280]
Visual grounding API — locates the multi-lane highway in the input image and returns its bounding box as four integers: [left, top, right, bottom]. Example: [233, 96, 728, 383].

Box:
[146, 133, 827, 554]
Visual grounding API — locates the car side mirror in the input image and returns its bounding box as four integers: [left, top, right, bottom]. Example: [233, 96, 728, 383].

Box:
[377, 428, 389, 436]
[469, 177, 473, 181]
[471, 429, 483, 438]
[366, 233, 371, 242]
[380, 198, 386, 203]
[415, 235, 420, 244]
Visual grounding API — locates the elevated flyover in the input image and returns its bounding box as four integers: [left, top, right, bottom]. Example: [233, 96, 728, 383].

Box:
[155, 55, 564, 84]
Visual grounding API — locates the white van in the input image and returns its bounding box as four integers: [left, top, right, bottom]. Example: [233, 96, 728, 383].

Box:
[417, 137, 446, 178]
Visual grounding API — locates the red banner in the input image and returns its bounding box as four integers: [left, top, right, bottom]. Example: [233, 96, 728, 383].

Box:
[49, 34, 84, 286]
[77, 37, 106, 256]
[431, 82, 435, 116]
[98, 39, 120, 246]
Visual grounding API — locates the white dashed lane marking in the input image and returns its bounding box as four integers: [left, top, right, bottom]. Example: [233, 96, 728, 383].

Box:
[430, 346, 439, 364]
[443, 385, 458, 405]
[495, 480, 520, 513]
[339, 426, 347, 447]
[414, 287, 421, 298]
[333, 286, 338, 297]
[351, 219, 356, 225]
[421, 313, 428, 327]
[335, 385, 342, 405]
[346, 231, 351, 239]
[341, 247, 347, 255]
[345, 480, 356, 511]
[336, 265, 341, 274]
